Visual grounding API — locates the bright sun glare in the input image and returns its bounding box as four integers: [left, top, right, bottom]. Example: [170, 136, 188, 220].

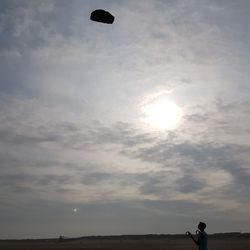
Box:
[142, 99, 182, 130]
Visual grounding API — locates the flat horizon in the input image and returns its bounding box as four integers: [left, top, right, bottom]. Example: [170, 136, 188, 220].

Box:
[1, 231, 250, 241]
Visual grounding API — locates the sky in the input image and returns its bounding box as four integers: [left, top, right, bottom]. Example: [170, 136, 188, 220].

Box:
[0, 0, 250, 239]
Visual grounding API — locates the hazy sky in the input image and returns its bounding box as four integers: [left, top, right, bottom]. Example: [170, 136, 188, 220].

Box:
[1, 0, 250, 239]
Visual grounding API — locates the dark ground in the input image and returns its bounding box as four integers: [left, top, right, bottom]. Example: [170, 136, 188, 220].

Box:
[1, 234, 250, 250]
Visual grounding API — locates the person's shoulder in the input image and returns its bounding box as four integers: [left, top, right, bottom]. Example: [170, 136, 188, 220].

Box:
[202, 231, 208, 238]
[199, 231, 207, 237]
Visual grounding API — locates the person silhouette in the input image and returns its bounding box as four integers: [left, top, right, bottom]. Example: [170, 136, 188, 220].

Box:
[186, 222, 208, 250]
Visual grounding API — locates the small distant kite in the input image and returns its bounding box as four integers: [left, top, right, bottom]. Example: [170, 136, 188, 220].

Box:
[90, 9, 115, 24]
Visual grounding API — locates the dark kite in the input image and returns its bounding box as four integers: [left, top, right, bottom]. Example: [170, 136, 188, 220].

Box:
[90, 9, 115, 24]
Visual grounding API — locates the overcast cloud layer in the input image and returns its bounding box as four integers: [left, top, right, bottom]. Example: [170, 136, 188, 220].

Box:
[0, 0, 250, 238]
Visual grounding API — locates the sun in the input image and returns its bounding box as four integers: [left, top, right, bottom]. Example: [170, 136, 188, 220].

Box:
[141, 99, 182, 130]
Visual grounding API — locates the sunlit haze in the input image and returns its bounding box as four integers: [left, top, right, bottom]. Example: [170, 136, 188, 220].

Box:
[142, 98, 182, 130]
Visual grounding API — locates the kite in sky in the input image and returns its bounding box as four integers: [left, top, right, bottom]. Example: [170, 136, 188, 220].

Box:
[90, 9, 115, 24]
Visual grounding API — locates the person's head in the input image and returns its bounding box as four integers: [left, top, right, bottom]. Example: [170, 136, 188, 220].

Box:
[198, 222, 206, 231]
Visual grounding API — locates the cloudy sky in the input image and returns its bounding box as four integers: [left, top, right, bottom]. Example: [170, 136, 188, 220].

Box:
[1, 0, 250, 239]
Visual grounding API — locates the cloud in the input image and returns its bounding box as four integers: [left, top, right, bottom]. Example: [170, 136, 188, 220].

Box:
[1, 95, 249, 209]
[1, 92, 249, 211]
[1, 0, 250, 237]
[176, 174, 204, 193]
